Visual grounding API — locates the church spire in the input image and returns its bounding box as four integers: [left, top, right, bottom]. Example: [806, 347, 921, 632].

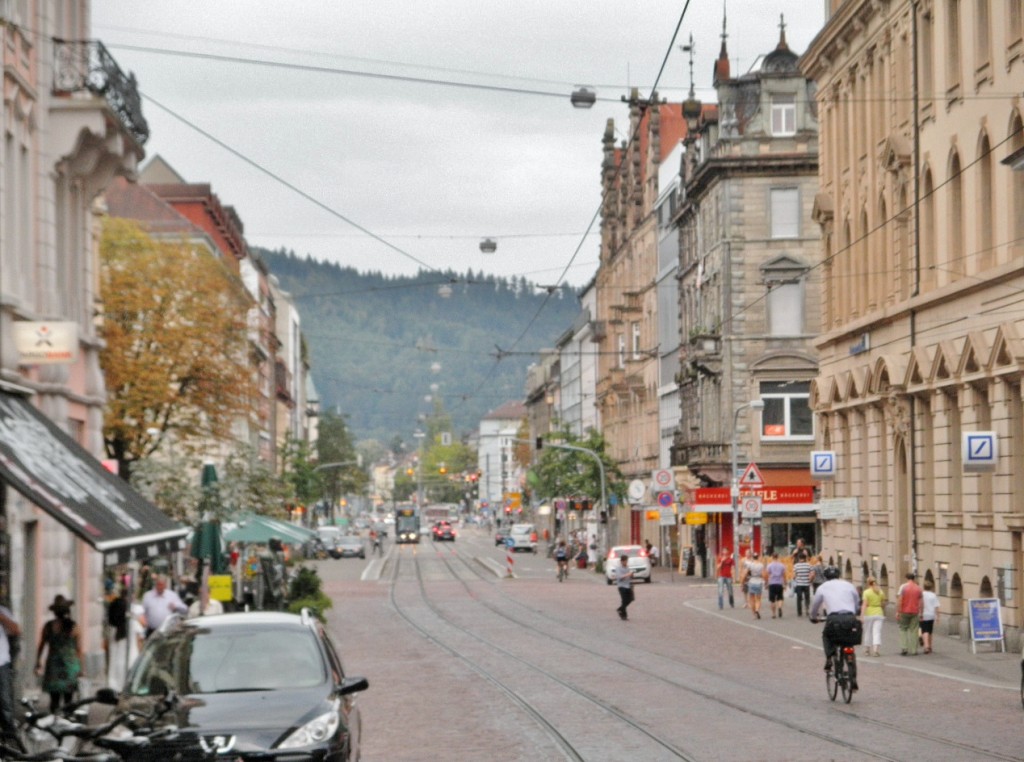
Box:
[777, 13, 789, 51]
[713, 0, 730, 85]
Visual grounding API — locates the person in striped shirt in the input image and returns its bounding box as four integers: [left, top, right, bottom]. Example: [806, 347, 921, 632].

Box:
[792, 554, 813, 617]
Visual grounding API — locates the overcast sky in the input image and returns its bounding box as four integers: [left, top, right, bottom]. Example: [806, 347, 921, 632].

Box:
[92, 1, 827, 288]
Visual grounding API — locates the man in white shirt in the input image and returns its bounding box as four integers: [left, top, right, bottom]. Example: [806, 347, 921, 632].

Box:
[809, 567, 862, 690]
[141, 574, 188, 636]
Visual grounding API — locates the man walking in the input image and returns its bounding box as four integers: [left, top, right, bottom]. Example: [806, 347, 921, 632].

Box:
[896, 572, 923, 655]
[612, 554, 634, 620]
[766, 552, 788, 618]
[792, 553, 813, 617]
[715, 547, 735, 609]
[141, 574, 188, 637]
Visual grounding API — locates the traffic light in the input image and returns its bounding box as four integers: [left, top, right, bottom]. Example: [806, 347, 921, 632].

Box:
[406, 467, 414, 476]
[439, 463, 447, 475]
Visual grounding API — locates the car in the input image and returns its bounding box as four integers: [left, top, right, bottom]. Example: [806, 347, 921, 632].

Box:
[118, 610, 369, 760]
[330, 535, 365, 559]
[508, 524, 538, 553]
[605, 544, 653, 584]
[431, 521, 456, 541]
[494, 526, 511, 546]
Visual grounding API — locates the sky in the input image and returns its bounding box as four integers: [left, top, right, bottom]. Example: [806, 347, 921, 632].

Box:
[92, 1, 828, 288]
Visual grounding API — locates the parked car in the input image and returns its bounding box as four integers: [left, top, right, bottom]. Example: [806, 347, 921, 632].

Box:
[431, 521, 456, 541]
[331, 535, 365, 559]
[119, 610, 369, 760]
[508, 524, 538, 553]
[605, 544, 653, 584]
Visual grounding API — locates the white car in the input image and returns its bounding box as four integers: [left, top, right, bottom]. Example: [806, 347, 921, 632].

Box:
[605, 545, 653, 585]
[507, 524, 537, 553]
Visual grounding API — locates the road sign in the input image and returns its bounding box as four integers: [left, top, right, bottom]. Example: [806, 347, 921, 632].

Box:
[657, 491, 674, 508]
[658, 509, 676, 526]
[740, 495, 763, 520]
[652, 469, 673, 490]
[738, 462, 765, 488]
[685, 511, 708, 525]
[628, 479, 646, 503]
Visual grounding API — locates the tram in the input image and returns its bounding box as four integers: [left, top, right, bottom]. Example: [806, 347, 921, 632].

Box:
[395, 506, 420, 543]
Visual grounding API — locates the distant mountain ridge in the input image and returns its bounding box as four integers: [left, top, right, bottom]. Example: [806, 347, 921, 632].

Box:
[258, 248, 581, 444]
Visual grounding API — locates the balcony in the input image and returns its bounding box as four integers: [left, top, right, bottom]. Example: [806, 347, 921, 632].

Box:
[53, 39, 149, 146]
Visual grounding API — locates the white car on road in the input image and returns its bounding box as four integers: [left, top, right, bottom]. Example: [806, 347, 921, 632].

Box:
[605, 545, 653, 584]
[507, 524, 538, 553]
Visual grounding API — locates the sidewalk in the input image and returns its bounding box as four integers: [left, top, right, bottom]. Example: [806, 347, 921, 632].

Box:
[659, 566, 1020, 693]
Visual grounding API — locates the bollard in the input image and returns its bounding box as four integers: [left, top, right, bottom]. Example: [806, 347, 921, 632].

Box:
[507, 549, 514, 578]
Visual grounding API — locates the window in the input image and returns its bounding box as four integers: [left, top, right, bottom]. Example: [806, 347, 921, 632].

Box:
[617, 334, 625, 367]
[770, 188, 800, 238]
[771, 95, 796, 136]
[767, 282, 803, 335]
[759, 381, 813, 440]
[631, 322, 641, 359]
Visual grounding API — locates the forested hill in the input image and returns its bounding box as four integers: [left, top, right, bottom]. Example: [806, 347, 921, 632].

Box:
[258, 248, 581, 444]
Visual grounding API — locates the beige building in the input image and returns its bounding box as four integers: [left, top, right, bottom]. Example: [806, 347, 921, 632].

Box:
[673, 27, 821, 574]
[803, 1, 1024, 639]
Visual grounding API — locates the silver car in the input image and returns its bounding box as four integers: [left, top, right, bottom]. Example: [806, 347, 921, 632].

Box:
[605, 544, 653, 584]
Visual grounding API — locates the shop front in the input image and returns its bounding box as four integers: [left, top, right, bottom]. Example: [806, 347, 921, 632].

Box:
[692, 485, 817, 561]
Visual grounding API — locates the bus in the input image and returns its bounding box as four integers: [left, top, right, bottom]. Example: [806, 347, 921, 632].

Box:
[395, 506, 420, 544]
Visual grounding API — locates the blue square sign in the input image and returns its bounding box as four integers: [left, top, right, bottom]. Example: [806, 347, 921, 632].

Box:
[810, 450, 836, 480]
[963, 431, 998, 473]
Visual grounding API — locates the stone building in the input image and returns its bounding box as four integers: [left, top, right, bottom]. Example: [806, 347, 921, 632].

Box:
[802, 1, 1024, 638]
[672, 23, 821, 571]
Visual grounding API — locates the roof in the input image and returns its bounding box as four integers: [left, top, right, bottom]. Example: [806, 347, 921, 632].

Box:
[482, 400, 526, 420]
[105, 177, 208, 239]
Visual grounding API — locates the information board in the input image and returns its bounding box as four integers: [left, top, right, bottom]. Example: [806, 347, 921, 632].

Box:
[967, 597, 1005, 653]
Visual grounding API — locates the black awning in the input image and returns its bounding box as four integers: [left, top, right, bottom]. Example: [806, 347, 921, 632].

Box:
[0, 393, 188, 564]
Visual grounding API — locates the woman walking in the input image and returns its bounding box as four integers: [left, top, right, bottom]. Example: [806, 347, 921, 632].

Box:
[34, 595, 83, 713]
[744, 552, 766, 619]
[861, 576, 886, 656]
[921, 579, 940, 653]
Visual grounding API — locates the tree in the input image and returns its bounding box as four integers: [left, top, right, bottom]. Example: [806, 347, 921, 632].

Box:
[99, 219, 258, 477]
[317, 411, 368, 516]
[280, 436, 323, 514]
[531, 428, 626, 507]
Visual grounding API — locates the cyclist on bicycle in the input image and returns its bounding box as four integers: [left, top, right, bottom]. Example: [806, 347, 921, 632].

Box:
[809, 566, 862, 691]
[554, 540, 569, 579]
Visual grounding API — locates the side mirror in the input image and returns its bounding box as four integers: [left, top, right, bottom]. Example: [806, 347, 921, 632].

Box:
[338, 676, 369, 696]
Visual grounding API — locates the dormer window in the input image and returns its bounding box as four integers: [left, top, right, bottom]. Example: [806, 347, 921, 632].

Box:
[771, 95, 796, 136]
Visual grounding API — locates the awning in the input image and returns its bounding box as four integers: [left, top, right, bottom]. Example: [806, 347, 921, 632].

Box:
[0, 393, 188, 564]
[223, 514, 313, 546]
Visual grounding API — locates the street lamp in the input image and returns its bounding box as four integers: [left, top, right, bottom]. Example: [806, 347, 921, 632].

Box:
[413, 430, 426, 507]
[731, 399, 765, 578]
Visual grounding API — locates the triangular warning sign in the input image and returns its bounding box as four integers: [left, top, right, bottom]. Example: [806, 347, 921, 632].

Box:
[739, 462, 765, 487]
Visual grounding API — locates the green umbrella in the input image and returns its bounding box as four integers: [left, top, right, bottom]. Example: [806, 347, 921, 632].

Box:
[191, 462, 227, 574]
[224, 515, 312, 545]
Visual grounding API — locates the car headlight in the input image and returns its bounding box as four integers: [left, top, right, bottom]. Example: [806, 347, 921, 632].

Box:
[278, 700, 341, 748]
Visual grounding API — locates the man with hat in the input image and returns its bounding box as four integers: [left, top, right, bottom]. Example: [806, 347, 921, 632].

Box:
[896, 571, 923, 656]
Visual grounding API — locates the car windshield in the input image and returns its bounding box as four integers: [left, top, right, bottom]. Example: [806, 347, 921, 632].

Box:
[338, 537, 361, 546]
[128, 625, 326, 695]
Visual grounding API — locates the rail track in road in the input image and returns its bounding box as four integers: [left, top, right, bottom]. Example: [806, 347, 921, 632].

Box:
[387, 546, 699, 761]
[421, 543, 1020, 762]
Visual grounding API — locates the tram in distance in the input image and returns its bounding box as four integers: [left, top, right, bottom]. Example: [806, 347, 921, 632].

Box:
[395, 506, 420, 543]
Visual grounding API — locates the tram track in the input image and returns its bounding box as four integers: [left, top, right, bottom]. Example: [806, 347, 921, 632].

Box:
[388, 547, 699, 761]
[436, 544, 1018, 762]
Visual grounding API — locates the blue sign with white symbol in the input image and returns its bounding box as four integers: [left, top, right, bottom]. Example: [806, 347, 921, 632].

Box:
[657, 491, 674, 507]
[810, 450, 836, 480]
[505, 536, 515, 548]
[962, 431, 998, 473]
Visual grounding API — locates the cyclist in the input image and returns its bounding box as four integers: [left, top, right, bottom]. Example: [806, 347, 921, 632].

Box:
[809, 566, 862, 691]
[554, 540, 569, 579]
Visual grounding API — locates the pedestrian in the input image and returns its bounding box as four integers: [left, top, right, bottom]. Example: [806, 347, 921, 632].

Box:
[744, 552, 765, 619]
[741, 549, 753, 608]
[34, 595, 83, 714]
[920, 579, 940, 654]
[896, 572, 923, 655]
[371, 529, 383, 556]
[187, 587, 224, 618]
[141, 573, 188, 637]
[792, 553, 812, 617]
[715, 547, 735, 609]
[810, 554, 826, 594]
[648, 542, 660, 568]
[612, 553, 635, 621]
[790, 538, 810, 563]
[766, 552, 788, 618]
[860, 576, 886, 656]
[0, 602, 21, 747]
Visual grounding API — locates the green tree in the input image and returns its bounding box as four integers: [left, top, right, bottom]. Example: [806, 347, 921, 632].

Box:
[531, 428, 626, 508]
[280, 436, 323, 510]
[219, 445, 289, 518]
[317, 411, 368, 516]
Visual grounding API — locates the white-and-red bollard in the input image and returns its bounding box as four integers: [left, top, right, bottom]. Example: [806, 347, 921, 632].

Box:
[506, 549, 514, 578]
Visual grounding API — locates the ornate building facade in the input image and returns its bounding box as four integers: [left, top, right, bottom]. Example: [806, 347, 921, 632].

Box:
[803, 0, 1024, 638]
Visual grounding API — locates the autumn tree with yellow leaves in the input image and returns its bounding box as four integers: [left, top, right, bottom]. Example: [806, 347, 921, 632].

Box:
[99, 218, 258, 479]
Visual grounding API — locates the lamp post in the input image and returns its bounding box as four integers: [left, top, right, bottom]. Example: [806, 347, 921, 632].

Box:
[731, 399, 765, 579]
[413, 430, 425, 507]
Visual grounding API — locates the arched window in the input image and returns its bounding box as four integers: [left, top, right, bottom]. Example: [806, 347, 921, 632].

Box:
[948, 150, 964, 281]
[921, 166, 936, 291]
[877, 196, 888, 308]
[1010, 111, 1024, 261]
[946, 0, 961, 94]
[977, 132, 994, 271]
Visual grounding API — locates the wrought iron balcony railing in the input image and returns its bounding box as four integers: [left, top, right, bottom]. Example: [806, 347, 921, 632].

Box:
[53, 39, 150, 146]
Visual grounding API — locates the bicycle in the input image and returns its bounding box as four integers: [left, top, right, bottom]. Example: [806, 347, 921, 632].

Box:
[556, 558, 569, 582]
[825, 644, 857, 703]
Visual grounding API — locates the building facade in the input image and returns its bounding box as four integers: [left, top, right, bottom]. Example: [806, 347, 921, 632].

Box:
[802, 0, 1024, 639]
[672, 26, 821, 574]
[477, 400, 526, 522]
